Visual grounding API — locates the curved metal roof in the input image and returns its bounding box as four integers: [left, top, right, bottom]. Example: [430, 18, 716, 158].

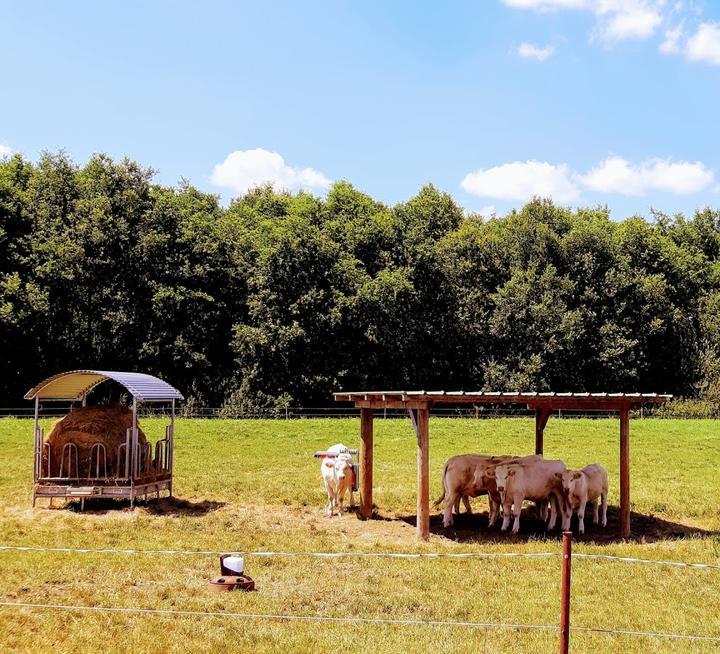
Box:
[24, 370, 184, 402]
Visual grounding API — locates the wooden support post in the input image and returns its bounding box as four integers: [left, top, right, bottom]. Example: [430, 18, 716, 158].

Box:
[416, 407, 430, 541]
[359, 407, 374, 520]
[559, 531, 572, 654]
[619, 406, 631, 538]
[535, 407, 551, 455]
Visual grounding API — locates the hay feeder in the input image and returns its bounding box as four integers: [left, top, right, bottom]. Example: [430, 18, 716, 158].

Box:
[25, 370, 183, 509]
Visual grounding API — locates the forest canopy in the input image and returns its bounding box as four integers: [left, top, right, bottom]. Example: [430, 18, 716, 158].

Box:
[2, 151, 720, 409]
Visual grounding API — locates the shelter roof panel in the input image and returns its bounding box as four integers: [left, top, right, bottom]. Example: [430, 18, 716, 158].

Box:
[25, 370, 184, 402]
[334, 390, 672, 409]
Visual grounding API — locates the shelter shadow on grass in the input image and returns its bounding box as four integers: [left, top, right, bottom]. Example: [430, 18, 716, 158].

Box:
[393, 505, 719, 544]
[63, 496, 225, 516]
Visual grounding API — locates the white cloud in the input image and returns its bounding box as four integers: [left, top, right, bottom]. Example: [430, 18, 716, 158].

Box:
[594, 2, 663, 42]
[0, 143, 12, 158]
[517, 42, 555, 60]
[502, 0, 588, 9]
[502, 0, 664, 42]
[461, 161, 581, 202]
[479, 205, 496, 216]
[660, 23, 684, 53]
[462, 156, 715, 202]
[579, 157, 714, 195]
[210, 148, 331, 195]
[686, 22, 720, 65]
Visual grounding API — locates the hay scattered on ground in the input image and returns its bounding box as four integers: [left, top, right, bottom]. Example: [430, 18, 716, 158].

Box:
[42, 405, 148, 478]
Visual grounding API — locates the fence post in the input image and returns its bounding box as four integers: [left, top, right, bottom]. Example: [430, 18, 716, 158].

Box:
[559, 531, 572, 654]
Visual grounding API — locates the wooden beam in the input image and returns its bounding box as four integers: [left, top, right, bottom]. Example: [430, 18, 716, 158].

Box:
[535, 407, 551, 455]
[416, 407, 430, 541]
[619, 406, 630, 538]
[407, 408, 419, 436]
[360, 407, 374, 520]
[355, 400, 430, 410]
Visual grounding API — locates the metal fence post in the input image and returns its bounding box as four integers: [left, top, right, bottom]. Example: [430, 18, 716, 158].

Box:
[559, 531, 572, 654]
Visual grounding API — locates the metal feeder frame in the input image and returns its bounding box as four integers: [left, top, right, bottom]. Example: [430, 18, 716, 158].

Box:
[25, 370, 184, 509]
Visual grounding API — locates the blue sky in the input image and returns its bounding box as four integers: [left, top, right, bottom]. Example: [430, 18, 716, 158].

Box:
[1, 0, 719, 218]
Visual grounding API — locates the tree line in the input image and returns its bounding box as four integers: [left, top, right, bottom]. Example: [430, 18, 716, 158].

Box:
[2, 151, 719, 410]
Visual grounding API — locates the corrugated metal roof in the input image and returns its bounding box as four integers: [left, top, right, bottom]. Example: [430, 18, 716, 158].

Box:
[333, 390, 672, 406]
[24, 370, 184, 402]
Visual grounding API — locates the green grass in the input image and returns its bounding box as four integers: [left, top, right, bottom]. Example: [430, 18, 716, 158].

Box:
[1, 417, 719, 653]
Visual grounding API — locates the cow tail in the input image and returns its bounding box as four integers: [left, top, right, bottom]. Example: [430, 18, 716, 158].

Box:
[432, 461, 449, 508]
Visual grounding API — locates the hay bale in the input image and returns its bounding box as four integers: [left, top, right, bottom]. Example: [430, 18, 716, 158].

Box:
[42, 405, 148, 478]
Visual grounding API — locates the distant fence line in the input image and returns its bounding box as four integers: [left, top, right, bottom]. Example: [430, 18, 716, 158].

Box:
[0, 405, 707, 419]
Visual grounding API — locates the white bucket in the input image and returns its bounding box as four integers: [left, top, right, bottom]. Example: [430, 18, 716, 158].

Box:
[222, 555, 244, 575]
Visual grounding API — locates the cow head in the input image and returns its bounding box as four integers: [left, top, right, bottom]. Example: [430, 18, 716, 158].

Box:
[556, 470, 582, 501]
[494, 465, 515, 494]
[333, 453, 353, 481]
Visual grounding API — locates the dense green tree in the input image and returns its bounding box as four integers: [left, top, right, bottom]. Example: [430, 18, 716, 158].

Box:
[2, 150, 719, 407]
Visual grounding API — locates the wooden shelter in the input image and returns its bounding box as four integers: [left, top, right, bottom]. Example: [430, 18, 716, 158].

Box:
[333, 391, 671, 539]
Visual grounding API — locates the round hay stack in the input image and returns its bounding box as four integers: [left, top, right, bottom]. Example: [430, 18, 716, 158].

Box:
[43, 405, 148, 478]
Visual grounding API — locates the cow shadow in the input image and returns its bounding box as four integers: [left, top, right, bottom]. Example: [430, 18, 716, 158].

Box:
[393, 505, 719, 544]
[64, 496, 225, 516]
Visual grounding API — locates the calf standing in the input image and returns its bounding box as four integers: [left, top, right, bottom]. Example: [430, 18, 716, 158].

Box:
[493, 459, 567, 534]
[320, 443, 355, 517]
[557, 464, 608, 533]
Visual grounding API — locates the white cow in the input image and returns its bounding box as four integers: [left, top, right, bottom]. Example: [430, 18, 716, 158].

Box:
[557, 464, 608, 533]
[493, 459, 567, 534]
[320, 443, 355, 517]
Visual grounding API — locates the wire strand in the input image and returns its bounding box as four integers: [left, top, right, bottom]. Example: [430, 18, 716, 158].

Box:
[2, 601, 719, 642]
[2, 545, 719, 569]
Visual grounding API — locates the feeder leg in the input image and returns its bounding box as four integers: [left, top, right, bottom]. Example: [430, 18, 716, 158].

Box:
[80, 498, 85, 512]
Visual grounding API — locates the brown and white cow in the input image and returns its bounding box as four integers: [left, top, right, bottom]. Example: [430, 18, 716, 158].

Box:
[557, 464, 608, 533]
[434, 454, 541, 528]
[492, 458, 567, 534]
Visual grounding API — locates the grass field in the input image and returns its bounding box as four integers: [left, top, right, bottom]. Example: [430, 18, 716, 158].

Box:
[1, 417, 719, 653]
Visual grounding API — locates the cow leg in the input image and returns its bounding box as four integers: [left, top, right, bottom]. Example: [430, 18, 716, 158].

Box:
[324, 481, 334, 517]
[511, 496, 522, 534]
[462, 495, 472, 514]
[592, 500, 600, 525]
[349, 489, 355, 508]
[601, 492, 608, 527]
[555, 493, 571, 531]
[500, 499, 512, 531]
[444, 492, 460, 527]
[488, 497, 499, 527]
[547, 495, 558, 531]
[577, 499, 587, 534]
[539, 500, 548, 522]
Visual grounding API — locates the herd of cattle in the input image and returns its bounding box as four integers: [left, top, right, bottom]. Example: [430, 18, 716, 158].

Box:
[435, 453, 608, 534]
[320, 444, 609, 534]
